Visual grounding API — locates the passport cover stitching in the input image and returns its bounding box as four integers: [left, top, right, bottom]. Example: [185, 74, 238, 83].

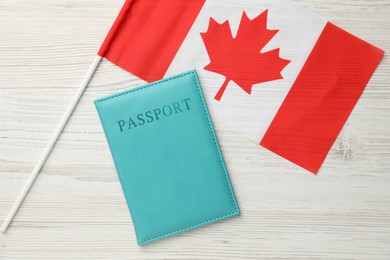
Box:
[95, 70, 239, 244]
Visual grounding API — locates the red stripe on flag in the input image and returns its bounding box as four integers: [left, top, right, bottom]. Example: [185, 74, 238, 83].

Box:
[98, 0, 205, 82]
[261, 22, 384, 174]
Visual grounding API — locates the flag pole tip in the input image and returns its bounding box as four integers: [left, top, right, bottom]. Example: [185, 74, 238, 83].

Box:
[1, 224, 8, 233]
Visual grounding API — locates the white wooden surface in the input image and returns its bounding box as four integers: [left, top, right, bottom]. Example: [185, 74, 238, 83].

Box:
[0, 0, 389, 259]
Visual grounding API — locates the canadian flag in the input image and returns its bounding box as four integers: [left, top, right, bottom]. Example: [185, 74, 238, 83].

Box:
[98, 0, 384, 173]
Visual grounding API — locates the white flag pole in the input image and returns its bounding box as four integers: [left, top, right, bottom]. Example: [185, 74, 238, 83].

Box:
[1, 55, 103, 233]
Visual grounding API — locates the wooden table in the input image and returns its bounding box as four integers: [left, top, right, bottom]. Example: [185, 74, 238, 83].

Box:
[1, 0, 389, 259]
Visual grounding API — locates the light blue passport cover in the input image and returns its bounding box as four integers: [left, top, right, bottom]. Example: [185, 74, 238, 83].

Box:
[94, 70, 240, 245]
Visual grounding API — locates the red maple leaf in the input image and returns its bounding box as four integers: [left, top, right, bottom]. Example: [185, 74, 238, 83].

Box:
[201, 10, 290, 101]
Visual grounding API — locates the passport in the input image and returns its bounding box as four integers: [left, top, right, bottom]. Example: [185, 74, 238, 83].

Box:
[94, 70, 240, 245]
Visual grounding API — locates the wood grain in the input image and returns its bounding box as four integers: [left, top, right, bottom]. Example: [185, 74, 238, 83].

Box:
[0, 0, 389, 259]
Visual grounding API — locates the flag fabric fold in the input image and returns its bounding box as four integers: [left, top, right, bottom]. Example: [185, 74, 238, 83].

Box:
[98, 0, 206, 82]
[98, 0, 384, 173]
